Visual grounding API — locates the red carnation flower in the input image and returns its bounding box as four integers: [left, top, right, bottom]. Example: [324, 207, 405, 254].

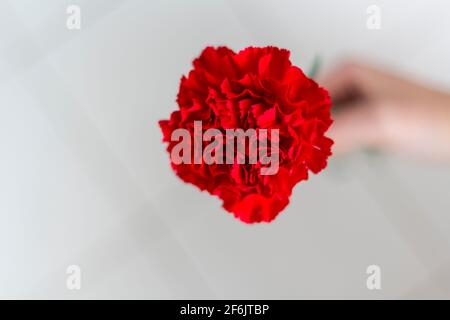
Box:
[159, 46, 333, 223]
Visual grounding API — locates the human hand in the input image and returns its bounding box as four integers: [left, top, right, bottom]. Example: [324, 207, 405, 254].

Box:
[321, 63, 450, 161]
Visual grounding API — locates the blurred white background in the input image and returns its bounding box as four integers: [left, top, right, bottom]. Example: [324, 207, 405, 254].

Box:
[1, 0, 450, 299]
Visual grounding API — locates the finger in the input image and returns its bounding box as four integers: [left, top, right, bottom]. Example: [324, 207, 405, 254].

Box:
[328, 101, 383, 155]
[319, 63, 368, 103]
[319, 62, 399, 104]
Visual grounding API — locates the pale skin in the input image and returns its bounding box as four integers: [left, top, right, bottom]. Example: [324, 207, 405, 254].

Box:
[320, 63, 450, 161]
